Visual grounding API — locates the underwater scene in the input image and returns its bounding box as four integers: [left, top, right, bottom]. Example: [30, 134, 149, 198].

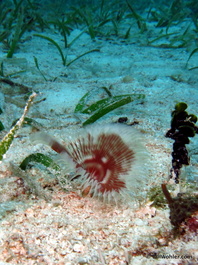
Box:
[0, 0, 198, 264]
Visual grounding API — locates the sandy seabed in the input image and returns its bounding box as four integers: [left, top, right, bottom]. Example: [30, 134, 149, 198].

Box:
[0, 18, 198, 265]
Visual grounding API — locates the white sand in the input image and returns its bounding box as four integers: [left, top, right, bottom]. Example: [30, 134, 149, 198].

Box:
[0, 18, 198, 265]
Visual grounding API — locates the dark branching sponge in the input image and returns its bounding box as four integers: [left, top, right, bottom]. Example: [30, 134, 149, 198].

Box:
[166, 102, 198, 183]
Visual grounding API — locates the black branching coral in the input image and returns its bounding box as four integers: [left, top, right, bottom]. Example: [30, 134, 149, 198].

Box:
[165, 102, 198, 183]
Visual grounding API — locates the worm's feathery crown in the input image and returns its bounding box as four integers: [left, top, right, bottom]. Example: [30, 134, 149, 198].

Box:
[32, 124, 148, 201]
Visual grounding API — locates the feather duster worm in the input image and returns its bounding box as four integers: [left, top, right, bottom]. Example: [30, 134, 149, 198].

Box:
[32, 124, 148, 202]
